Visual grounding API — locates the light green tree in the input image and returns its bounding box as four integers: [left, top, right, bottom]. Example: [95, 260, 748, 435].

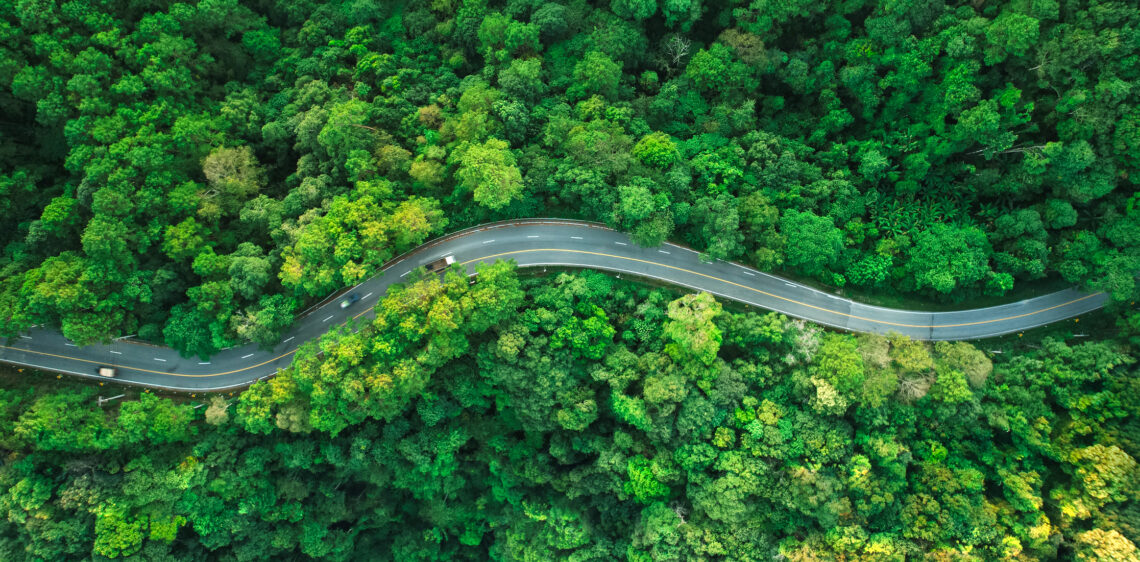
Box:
[454, 139, 524, 210]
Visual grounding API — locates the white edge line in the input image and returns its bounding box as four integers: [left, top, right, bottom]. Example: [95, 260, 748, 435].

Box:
[516, 261, 857, 334]
[0, 357, 267, 393]
[0, 222, 1107, 391]
[0, 275, 1102, 393]
[507, 261, 1050, 341]
[666, 244, 701, 254]
[509, 261, 977, 338]
[501, 256, 984, 335]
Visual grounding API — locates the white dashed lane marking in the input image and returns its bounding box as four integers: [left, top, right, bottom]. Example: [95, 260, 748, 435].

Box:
[743, 271, 756, 276]
[571, 236, 583, 239]
[658, 250, 670, 255]
[153, 358, 166, 362]
[527, 235, 539, 238]
[323, 315, 334, 322]
[615, 242, 627, 246]
[283, 337, 295, 343]
[241, 353, 254, 359]
[483, 240, 495, 244]
[362, 293, 373, 300]
[109, 351, 122, 355]
[199, 362, 211, 365]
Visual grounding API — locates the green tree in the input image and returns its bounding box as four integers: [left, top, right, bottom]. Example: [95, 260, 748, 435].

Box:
[116, 393, 197, 445]
[908, 224, 994, 294]
[984, 11, 1040, 64]
[689, 194, 745, 260]
[686, 43, 752, 95]
[781, 210, 844, 280]
[199, 145, 264, 221]
[568, 51, 622, 100]
[454, 138, 524, 210]
[625, 456, 670, 503]
[614, 177, 674, 246]
[663, 292, 722, 387]
[612, 0, 657, 21]
[497, 58, 546, 101]
[632, 132, 678, 169]
[816, 335, 866, 405]
[551, 304, 616, 360]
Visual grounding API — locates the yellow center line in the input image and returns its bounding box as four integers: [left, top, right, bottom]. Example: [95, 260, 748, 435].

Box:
[462, 249, 1104, 329]
[0, 247, 1104, 380]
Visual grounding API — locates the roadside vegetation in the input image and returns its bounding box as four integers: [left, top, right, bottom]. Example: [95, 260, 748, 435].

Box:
[1, 0, 1138, 559]
[1, 268, 1137, 559]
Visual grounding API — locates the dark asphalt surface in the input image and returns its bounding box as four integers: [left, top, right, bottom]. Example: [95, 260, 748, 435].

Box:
[0, 219, 1109, 391]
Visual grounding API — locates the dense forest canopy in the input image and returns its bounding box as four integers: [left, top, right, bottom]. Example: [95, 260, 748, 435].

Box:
[1, 0, 1139, 356]
[1, 0, 1139, 560]
[0, 267, 1137, 560]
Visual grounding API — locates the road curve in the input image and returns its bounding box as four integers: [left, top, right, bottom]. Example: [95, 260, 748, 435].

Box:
[0, 219, 1109, 391]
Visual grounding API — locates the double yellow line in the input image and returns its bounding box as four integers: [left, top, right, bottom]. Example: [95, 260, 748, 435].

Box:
[0, 248, 1103, 380]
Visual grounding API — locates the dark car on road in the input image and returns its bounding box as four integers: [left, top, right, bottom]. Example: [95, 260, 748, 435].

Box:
[340, 293, 361, 308]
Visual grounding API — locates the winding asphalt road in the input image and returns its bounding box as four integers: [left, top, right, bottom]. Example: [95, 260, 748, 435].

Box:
[0, 219, 1109, 391]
